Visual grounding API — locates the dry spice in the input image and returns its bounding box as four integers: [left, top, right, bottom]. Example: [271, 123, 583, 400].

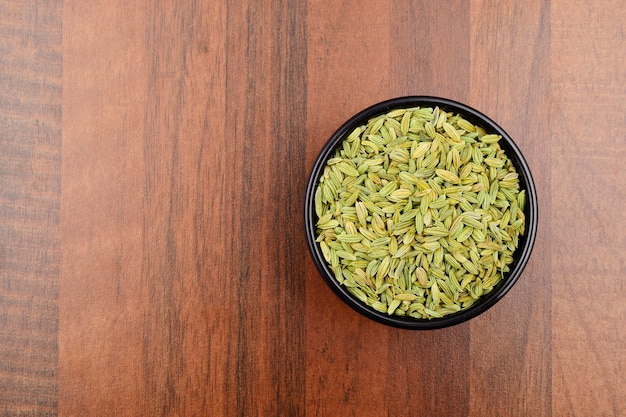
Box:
[314, 107, 526, 319]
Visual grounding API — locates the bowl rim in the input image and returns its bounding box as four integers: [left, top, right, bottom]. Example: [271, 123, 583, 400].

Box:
[304, 96, 538, 330]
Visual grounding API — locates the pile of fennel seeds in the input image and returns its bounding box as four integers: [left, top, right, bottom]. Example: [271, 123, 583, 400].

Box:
[314, 106, 526, 319]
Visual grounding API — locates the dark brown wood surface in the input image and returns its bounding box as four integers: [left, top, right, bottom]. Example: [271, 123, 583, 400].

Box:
[1, 0, 624, 415]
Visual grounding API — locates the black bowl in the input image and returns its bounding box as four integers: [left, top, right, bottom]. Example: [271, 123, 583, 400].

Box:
[304, 96, 538, 330]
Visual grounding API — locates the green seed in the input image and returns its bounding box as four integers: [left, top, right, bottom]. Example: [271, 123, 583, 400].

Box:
[314, 106, 526, 320]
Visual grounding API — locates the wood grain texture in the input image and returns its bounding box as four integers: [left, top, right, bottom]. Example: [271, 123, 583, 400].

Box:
[0, 1, 61, 415]
[388, 2, 471, 416]
[304, 3, 396, 416]
[223, 0, 307, 415]
[468, 1, 552, 416]
[305, 2, 471, 416]
[1, 0, 625, 415]
[60, 0, 150, 412]
[60, 0, 306, 415]
[551, 0, 626, 415]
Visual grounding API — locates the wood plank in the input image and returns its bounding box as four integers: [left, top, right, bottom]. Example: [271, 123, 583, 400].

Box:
[551, 0, 626, 415]
[388, 2, 471, 416]
[468, 1, 552, 415]
[305, 3, 394, 416]
[60, 0, 307, 415]
[60, 1, 152, 414]
[305, 2, 470, 415]
[0, 0, 62, 415]
[223, 0, 307, 415]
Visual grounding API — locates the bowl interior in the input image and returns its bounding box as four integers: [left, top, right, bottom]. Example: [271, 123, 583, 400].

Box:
[305, 96, 537, 329]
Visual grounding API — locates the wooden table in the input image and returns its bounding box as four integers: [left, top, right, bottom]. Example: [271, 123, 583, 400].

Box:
[1, 0, 624, 415]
